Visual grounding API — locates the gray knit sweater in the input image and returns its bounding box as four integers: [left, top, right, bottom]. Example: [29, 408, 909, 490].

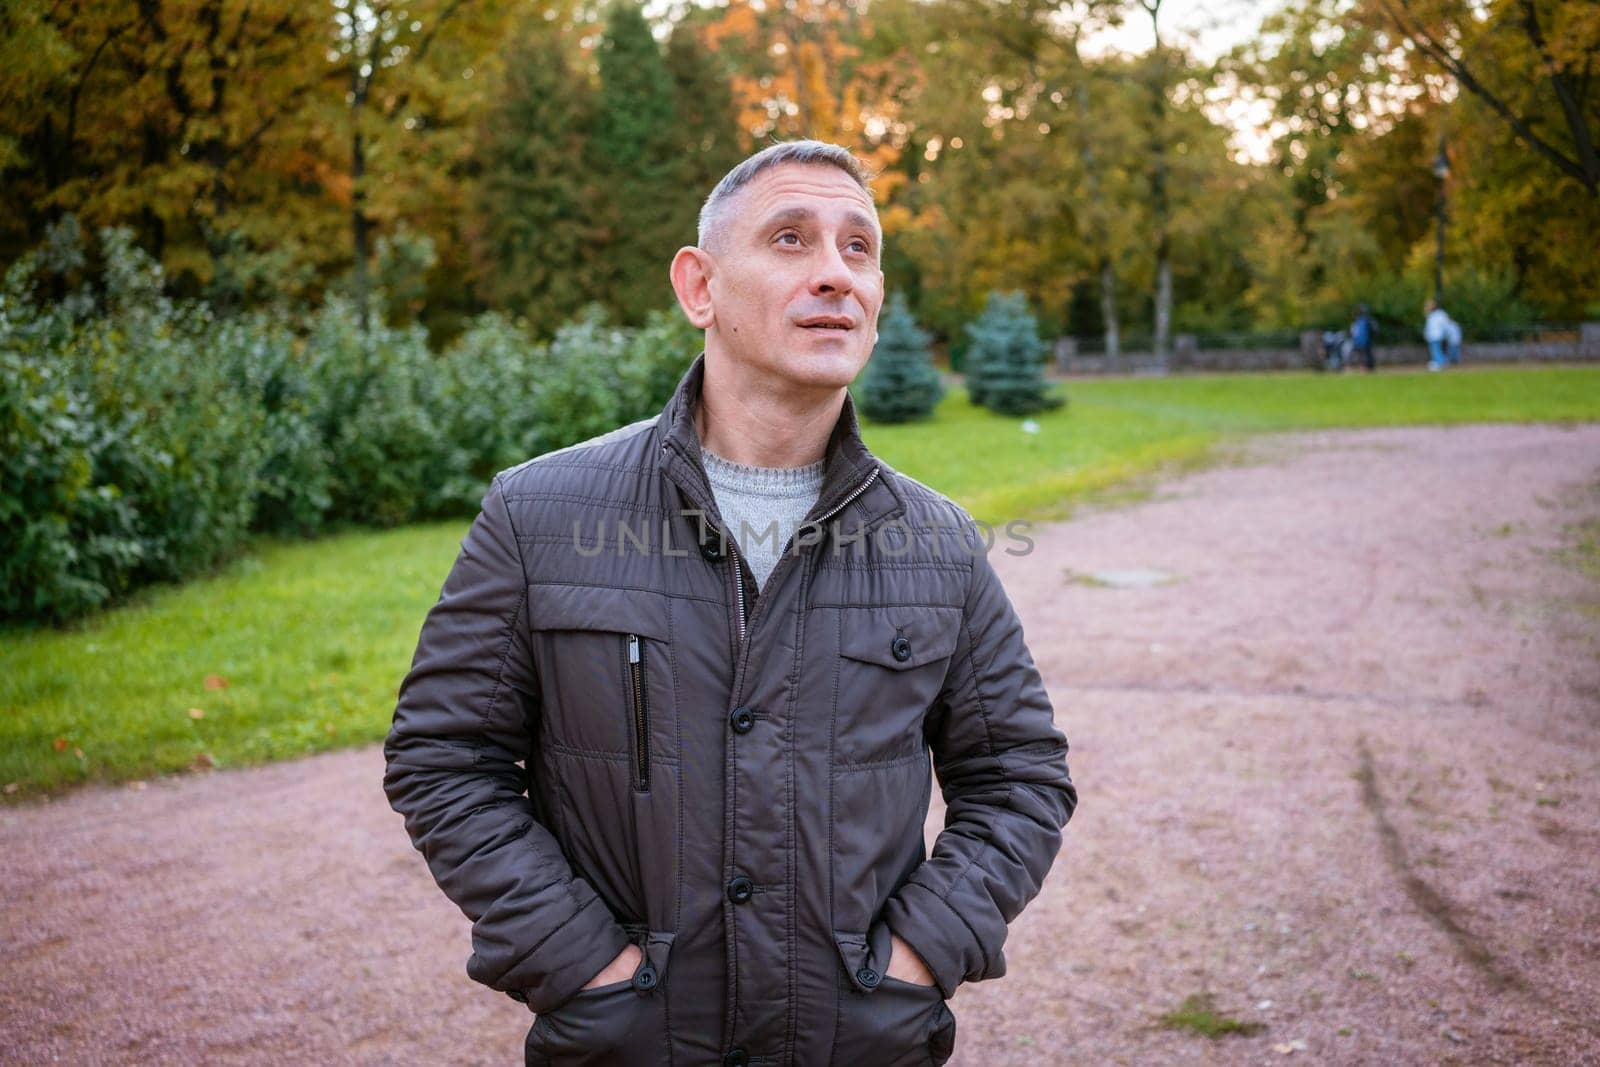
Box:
[702, 449, 825, 590]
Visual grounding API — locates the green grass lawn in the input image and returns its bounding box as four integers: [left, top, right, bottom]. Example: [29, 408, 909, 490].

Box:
[5, 364, 1599, 798]
[869, 365, 1600, 522]
[0, 523, 465, 796]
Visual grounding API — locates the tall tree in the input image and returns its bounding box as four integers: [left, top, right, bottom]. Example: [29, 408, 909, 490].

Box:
[704, 0, 855, 141]
[1138, 0, 1173, 359]
[699, 0, 903, 180]
[665, 23, 748, 233]
[464, 18, 598, 334]
[592, 2, 682, 324]
[1224, 0, 1432, 327]
[1362, 0, 1600, 196]
[869, 0, 1142, 350]
[1226, 0, 1404, 228]
[329, 0, 504, 331]
[0, 0, 327, 294]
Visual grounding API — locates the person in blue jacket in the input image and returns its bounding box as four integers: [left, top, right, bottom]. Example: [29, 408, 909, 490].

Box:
[1350, 304, 1376, 372]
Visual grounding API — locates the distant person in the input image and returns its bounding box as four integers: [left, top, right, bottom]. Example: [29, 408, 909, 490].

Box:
[1424, 300, 1453, 371]
[1350, 305, 1376, 372]
[1322, 327, 1347, 372]
[1444, 313, 1463, 367]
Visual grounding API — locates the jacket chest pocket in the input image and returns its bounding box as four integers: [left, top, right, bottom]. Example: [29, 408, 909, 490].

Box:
[834, 606, 963, 766]
[527, 583, 673, 778]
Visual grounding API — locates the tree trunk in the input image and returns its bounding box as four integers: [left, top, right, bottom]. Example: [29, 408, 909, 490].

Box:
[352, 126, 370, 332]
[350, 55, 372, 334]
[1154, 248, 1172, 362]
[1144, 0, 1172, 360]
[1100, 256, 1120, 364]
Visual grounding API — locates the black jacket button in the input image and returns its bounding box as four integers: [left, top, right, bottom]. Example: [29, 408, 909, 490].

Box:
[723, 1050, 749, 1067]
[856, 966, 881, 988]
[729, 705, 755, 734]
[727, 875, 753, 904]
[632, 964, 658, 991]
[891, 635, 912, 662]
[700, 536, 724, 562]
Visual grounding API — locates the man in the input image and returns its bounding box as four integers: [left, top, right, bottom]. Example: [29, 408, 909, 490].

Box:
[1444, 312, 1463, 367]
[383, 140, 1076, 1066]
[1425, 299, 1452, 371]
[1350, 304, 1376, 373]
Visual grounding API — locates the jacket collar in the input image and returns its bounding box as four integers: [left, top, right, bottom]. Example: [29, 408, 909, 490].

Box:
[656, 351, 900, 530]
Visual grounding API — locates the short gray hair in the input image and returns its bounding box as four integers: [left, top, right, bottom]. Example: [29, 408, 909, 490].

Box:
[697, 140, 876, 251]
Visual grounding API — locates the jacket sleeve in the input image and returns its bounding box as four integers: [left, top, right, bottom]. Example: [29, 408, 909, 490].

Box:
[880, 535, 1077, 999]
[382, 474, 629, 1013]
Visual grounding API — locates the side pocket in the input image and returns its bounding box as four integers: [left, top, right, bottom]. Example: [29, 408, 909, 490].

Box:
[623, 634, 650, 793]
[524, 926, 675, 1067]
[830, 923, 952, 1067]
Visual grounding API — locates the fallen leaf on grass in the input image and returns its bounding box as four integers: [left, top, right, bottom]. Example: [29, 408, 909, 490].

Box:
[188, 707, 205, 720]
[1273, 1039, 1308, 1055]
[191, 752, 215, 770]
[52, 738, 68, 752]
[204, 674, 230, 690]
[3, 783, 18, 795]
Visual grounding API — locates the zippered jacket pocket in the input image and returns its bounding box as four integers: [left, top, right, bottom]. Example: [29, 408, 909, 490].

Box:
[624, 633, 650, 792]
[524, 583, 671, 759]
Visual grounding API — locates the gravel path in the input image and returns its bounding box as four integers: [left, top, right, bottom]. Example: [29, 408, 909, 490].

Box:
[4, 423, 1599, 1066]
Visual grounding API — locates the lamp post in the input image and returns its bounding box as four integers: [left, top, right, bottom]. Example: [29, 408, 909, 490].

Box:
[1431, 134, 1450, 304]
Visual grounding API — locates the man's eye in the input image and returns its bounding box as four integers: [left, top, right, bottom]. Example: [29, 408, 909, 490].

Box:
[848, 240, 870, 254]
[776, 232, 801, 246]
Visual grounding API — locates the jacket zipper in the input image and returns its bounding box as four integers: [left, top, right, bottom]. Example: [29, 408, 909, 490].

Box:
[731, 547, 749, 644]
[625, 633, 650, 792]
[740, 466, 880, 647]
[815, 467, 879, 530]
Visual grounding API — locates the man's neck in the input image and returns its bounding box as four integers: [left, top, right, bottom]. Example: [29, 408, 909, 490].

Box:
[695, 350, 846, 469]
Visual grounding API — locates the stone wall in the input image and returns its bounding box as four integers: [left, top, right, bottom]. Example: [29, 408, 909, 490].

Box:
[1052, 324, 1600, 375]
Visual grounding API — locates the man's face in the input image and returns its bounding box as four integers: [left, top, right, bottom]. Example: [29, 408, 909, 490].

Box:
[701, 163, 885, 391]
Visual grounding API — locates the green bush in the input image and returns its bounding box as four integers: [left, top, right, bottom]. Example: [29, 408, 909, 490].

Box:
[306, 299, 453, 528]
[1, 226, 266, 619]
[216, 315, 331, 535]
[0, 345, 144, 621]
[78, 233, 267, 584]
[0, 221, 705, 625]
[430, 312, 547, 515]
[618, 306, 703, 423]
[522, 303, 700, 456]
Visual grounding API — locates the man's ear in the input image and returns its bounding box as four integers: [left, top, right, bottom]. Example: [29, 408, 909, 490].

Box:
[670, 247, 715, 330]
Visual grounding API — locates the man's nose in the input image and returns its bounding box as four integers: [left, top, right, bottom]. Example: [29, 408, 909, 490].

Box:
[809, 241, 853, 295]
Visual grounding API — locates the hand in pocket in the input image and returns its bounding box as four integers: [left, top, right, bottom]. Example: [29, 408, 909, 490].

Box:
[579, 942, 643, 991]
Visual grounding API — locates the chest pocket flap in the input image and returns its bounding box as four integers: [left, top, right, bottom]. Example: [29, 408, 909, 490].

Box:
[838, 605, 962, 671]
[527, 583, 672, 641]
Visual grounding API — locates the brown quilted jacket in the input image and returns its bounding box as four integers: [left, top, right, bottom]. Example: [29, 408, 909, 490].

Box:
[383, 353, 1077, 1066]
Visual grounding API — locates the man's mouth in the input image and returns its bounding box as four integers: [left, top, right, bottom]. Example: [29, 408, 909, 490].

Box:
[797, 316, 854, 331]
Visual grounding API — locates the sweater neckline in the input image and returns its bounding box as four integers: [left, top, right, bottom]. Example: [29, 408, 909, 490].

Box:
[701, 449, 827, 495]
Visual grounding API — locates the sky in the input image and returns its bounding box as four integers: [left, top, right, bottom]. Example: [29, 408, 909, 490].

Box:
[1081, 0, 1285, 161]
[1080, 0, 1278, 62]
